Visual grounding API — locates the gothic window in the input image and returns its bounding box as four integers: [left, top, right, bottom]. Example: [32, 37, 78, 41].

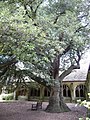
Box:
[37, 88, 40, 96]
[63, 84, 71, 97]
[75, 84, 85, 97]
[44, 88, 50, 97]
[18, 87, 27, 96]
[30, 88, 40, 97]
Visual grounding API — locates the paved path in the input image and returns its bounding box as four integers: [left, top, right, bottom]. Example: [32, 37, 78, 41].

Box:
[0, 101, 87, 120]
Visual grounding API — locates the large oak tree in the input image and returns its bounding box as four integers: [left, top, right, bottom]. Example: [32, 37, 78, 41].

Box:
[0, 0, 90, 112]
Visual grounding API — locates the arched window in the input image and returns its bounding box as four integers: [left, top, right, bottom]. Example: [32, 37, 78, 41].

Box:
[75, 84, 85, 97]
[63, 84, 71, 97]
[44, 88, 50, 97]
[18, 86, 27, 96]
[30, 88, 40, 97]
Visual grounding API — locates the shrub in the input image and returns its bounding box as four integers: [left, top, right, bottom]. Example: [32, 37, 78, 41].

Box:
[77, 93, 90, 120]
[2, 93, 14, 100]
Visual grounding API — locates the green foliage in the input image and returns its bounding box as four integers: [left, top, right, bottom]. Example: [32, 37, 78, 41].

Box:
[2, 93, 14, 100]
[0, 0, 90, 87]
[77, 94, 90, 119]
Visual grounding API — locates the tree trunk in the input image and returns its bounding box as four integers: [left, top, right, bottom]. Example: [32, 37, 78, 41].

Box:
[45, 46, 72, 113]
[45, 80, 70, 113]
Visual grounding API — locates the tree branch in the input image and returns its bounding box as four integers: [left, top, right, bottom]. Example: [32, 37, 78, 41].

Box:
[35, 0, 44, 13]
[23, 70, 51, 91]
[59, 65, 80, 81]
[78, 13, 89, 20]
[74, 49, 81, 65]
[58, 48, 81, 81]
[59, 44, 71, 57]
[24, 0, 44, 20]
[24, 4, 31, 18]
[75, 23, 89, 33]
[0, 68, 8, 77]
[50, 45, 71, 79]
[53, 11, 66, 24]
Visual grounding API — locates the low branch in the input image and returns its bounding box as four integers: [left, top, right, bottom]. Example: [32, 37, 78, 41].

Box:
[59, 65, 80, 81]
[23, 70, 51, 91]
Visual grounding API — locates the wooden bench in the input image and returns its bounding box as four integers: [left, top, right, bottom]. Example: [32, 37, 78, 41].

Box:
[31, 101, 42, 110]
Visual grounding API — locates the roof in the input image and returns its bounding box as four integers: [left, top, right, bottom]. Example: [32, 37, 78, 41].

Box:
[63, 49, 90, 82]
[63, 64, 89, 82]
[63, 70, 87, 82]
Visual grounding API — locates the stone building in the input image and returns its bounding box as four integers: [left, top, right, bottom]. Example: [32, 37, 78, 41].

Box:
[15, 64, 90, 102]
[85, 65, 90, 100]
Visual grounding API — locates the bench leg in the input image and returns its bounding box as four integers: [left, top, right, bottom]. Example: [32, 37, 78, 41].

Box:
[31, 104, 37, 110]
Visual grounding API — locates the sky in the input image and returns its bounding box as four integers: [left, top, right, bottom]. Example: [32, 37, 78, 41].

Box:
[80, 49, 90, 70]
[63, 49, 90, 81]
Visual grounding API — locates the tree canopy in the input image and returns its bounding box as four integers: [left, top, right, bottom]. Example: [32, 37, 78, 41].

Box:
[0, 0, 90, 112]
[0, 0, 89, 83]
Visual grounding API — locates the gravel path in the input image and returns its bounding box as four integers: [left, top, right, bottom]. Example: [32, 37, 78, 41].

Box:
[0, 101, 87, 120]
